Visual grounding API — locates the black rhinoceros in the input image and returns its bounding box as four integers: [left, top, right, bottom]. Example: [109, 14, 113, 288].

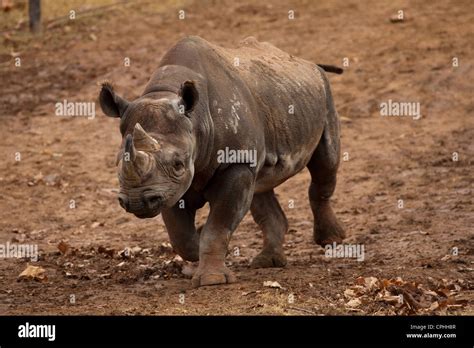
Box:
[99, 36, 345, 287]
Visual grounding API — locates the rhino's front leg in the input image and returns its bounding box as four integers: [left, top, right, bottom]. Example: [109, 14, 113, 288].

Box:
[162, 206, 200, 261]
[192, 165, 255, 287]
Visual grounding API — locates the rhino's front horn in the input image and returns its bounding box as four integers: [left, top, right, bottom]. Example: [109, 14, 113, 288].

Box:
[124, 134, 136, 161]
[134, 148, 154, 176]
[121, 132, 155, 182]
[122, 134, 138, 180]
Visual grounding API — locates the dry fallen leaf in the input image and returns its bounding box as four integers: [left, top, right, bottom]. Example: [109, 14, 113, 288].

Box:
[131, 246, 143, 254]
[364, 276, 380, 290]
[346, 298, 361, 308]
[57, 241, 70, 255]
[421, 288, 439, 297]
[18, 265, 47, 283]
[345, 276, 468, 314]
[428, 301, 439, 311]
[263, 281, 283, 289]
[379, 290, 402, 305]
[98, 246, 115, 258]
[242, 290, 258, 296]
[344, 288, 356, 298]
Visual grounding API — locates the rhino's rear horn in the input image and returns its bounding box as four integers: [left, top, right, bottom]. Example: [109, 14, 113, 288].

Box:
[133, 123, 160, 151]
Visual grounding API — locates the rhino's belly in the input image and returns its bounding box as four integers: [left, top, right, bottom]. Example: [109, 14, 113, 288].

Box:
[254, 149, 315, 193]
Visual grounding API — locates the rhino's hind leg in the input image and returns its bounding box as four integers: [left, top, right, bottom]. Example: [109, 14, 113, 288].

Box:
[250, 190, 288, 268]
[307, 127, 346, 246]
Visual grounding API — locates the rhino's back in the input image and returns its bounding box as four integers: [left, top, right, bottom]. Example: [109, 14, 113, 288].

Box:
[218, 36, 326, 92]
[186, 36, 327, 101]
[208, 37, 329, 187]
[185, 36, 328, 136]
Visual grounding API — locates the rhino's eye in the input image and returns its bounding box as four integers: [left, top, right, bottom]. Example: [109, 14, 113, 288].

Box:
[173, 159, 185, 173]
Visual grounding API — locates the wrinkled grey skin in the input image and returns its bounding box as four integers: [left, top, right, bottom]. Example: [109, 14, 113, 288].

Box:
[99, 36, 345, 287]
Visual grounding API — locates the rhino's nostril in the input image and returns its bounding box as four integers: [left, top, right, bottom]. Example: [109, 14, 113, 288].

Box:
[144, 194, 163, 209]
[118, 194, 129, 211]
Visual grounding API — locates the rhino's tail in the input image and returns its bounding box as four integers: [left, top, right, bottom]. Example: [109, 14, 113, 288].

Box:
[317, 64, 344, 74]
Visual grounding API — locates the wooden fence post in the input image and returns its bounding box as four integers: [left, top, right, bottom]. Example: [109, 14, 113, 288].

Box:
[29, 0, 41, 33]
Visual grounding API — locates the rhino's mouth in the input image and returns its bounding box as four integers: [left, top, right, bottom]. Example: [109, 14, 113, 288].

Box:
[133, 208, 161, 219]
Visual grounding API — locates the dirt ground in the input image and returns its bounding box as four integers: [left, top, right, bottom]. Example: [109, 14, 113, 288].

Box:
[0, 0, 473, 315]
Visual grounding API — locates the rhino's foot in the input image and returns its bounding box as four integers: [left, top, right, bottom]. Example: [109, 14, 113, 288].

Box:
[250, 249, 287, 268]
[191, 264, 236, 288]
[314, 204, 346, 247]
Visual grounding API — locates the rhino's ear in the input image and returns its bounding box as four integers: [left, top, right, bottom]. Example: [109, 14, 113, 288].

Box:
[178, 80, 199, 114]
[99, 82, 129, 118]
